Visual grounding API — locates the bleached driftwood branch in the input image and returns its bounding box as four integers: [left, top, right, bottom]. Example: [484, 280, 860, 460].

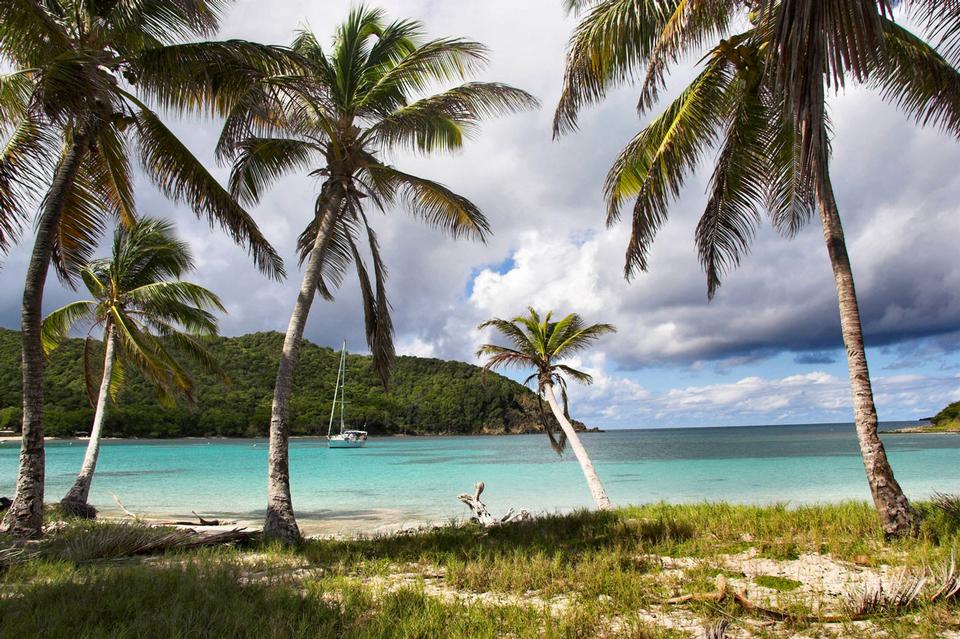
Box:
[458, 481, 530, 527]
[111, 493, 234, 526]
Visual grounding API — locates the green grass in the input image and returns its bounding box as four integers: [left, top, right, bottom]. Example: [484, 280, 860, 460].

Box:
[2, 501, 959, 638]
[753, 575, 802, 591]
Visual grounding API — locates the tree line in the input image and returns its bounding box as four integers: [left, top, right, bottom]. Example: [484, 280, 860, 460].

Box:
[0, 328, 559, 439]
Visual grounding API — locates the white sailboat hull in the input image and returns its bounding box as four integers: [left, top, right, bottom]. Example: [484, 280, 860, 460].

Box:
[328, 436, 366, 449]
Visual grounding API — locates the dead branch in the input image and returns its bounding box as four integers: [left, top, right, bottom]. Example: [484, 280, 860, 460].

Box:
[109, 494, 233, 527]
[666, 570, 937, 624]
[111, 493, 142, 521]
[457, 481, 530, 527]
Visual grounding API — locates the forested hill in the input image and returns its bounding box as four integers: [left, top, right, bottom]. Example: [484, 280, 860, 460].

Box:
[0, 329, 585, 438]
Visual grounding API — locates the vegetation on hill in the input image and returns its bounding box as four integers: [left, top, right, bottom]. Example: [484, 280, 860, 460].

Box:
[0, 329, 576, 439]
[930, 401, 960, 432]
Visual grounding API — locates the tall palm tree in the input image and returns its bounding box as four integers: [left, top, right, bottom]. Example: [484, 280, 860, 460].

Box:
[553, 0, 960, 536]
[41, 218, 226, 517]
[0, 0, 288, 537]
[476, 308, 616, 510]
[219, 6, 539, 543]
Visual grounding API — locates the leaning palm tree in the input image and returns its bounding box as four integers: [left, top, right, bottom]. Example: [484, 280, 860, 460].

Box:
[476, 308, 616, 510]
[219, 6, 539, 543]
[41, 218, 226, 517]
[0, 0, 288, 536]
[554, 1, 960, 536]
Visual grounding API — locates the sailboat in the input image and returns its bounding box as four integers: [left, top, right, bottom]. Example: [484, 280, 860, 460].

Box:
[326, 341, 368, 449]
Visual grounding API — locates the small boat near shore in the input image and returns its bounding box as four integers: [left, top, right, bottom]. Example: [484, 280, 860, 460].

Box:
[326, 341, 367, 449]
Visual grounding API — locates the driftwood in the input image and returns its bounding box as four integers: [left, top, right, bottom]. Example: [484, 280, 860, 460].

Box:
[666, 570, 950, 623]
[111, 494, 235, 527]
[458, 481, 530, 527]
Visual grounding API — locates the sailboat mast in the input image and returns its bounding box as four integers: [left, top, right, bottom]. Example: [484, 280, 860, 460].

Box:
[339, 340, 346, 434]
[326, 342, 345, 438]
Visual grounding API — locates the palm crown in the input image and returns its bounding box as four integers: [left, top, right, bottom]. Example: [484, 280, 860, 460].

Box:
[0, 0, 292, 278]
[40, 218, 226, 404]
[222, 5, 539, 384]
[477, 308, 615, 450]
[555, 1, 960, 294]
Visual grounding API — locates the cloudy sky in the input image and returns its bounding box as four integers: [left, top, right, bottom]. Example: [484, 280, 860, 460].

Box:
[2, 1, 959, 428]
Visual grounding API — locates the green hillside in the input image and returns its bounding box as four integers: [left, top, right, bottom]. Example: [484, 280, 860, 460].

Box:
[0, 329, 578, 438]
[929, 401, 960, 432]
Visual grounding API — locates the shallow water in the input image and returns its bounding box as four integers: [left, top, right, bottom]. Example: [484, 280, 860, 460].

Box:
[1, 423, 957, 531]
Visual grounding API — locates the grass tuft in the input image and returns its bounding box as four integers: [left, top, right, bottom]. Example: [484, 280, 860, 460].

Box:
[754, 574, 802, 591]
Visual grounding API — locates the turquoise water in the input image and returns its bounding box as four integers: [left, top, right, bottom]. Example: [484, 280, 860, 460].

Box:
[1, 423, 958, 529]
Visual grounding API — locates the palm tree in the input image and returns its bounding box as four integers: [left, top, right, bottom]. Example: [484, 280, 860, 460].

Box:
[219, 6, 539, 543]
[41, 218, 226, 517]
[0, 0, 288, 537]
[553, 1, 960, 536]
[476, 308, 616, 510]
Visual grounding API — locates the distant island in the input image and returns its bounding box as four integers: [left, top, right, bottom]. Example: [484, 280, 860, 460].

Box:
[0, 329, 589, 438]
[885, 401, 960, 434]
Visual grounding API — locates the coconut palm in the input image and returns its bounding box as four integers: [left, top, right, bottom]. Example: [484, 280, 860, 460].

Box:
[219, 6, 539, 543]
[0, 0, 288, 536]
[476, 308, 616, 510]
[41, 218, 226, 517]
[554, 1, 960, 536]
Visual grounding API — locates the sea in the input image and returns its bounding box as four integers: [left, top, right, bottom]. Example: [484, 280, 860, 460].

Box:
[1, 422, 957, 534]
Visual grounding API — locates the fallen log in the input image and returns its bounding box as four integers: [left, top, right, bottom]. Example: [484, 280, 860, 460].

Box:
[457, 481, 530, 527]
[111, 494, 234, 526]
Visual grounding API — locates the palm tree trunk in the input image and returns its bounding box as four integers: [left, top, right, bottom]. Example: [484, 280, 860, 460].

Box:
[60, 325, 116, 518]
[264, 194, 341, 544]
[817, 179, 918, 537]
[1, 137, 88, 537]
[542, 381, 612, 510]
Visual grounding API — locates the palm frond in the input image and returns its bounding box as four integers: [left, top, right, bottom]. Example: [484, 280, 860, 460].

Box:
[92, 124, 137, 227]
[112, 309, 195, 401]
[133, 105, 285, 280]
[605, 55, 734, 278]
[765, 0, 888, 192]
[637, 0, 735, 114]
[696, 71, 768, 299]
[153, 329, 227, 383]
[0, 71, 33, 125]
[228, 137, 319, 206]
[872, 18, 960, 139]
[551, 320, 616, 360]
[763, 98, 816, 237]
[82, 336, 99, 406]
[358, 38, 490, 113]
[50, 153, 112, 284]
[0, 0, 71, 67]
[103, 0, 229, 43]
[296, 192, 357, 300]
[0, 117, 59, 253]
[555, 363, 595, 385]
[554, 0, 676, 136]
[348, 215, 395, 387]
[112, 217, 194, 287]
[368, 83, 539, 153]
[365, 164, 490, 241]
[475, 345, 536, 373]
[901, 0, 960, 66]
[129, 40, 302, 119]
[40, 300, 97, 354]
[476, 318, 539, 356]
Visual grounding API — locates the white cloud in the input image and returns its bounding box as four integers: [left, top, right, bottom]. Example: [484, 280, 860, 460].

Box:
[1, 1, 958, 428]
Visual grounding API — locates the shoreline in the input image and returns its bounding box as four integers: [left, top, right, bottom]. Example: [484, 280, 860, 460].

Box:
[92, 507, 446, 539]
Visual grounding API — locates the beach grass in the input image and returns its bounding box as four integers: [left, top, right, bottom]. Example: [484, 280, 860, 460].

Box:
[2, 501, 959, 638]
